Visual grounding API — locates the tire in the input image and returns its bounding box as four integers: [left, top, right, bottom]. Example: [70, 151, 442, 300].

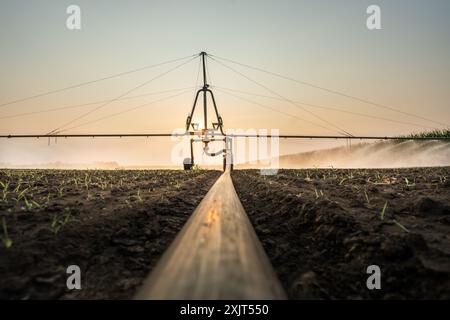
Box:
[183, 158, 193, 170]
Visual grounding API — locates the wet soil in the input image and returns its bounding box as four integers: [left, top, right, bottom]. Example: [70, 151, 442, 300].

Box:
[232, 167, 450, 299]
[0, 169, 220, 299]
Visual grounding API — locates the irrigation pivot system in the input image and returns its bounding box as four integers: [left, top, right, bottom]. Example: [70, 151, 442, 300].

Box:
[1, 51, 449, 172]
[184, 52, 232, 170]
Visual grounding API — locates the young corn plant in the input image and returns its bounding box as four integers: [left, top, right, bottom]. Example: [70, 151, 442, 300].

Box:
[99, 180, 108, 190]
[84, 173, 90, 190]
[135, 189, 143, 203]
[393, 219, 410, 233]
[305, 172, 311, 182]
[1, 217, 13, 249]
[23, 198, 33, 211]
[13, 182, 22, 193]
[364, 191, 370, 205]
[380, 201, 388, 221]
[86, 191, 94, 201]
[22, 197, 41, 211]
[50, 213, 72, 235]
[73, 178, 79, 189]
[174, 181, 182, 189]
[31, 199, 41, 209]
[57, 186, 65, 197]
[45, 193, 53, 206]
[50, 214, 60, 235]
[314, 188, 324, 199]
[1, 181, 10, 203]
[17, 187, 29, 201]
[404, 177, 415, 188]
[125, 199, 133, 209]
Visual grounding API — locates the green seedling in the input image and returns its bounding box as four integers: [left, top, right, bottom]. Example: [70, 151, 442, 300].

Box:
[17, 187, 29, 201]
[135, 189, 143, 203]
[299, 203, 306, 216]
[50, 214, 60, 234]
[23, 197, 33, 211]
[22, 197, 41, 211]
[84, 173, 90, 190]
[305, 172, 311, 181]
[401, 129, 450, 139]
[86, 191, 94, 201]
[13, 183, 21, 193]
[380, 201, 388, 221]
[364, 191, 370, 205]
[314, 188, 323, 199]
[99, 181, 108, 190]
[1, 181, 9, 203]
[30, 199, 41, 208]
[50, 213, 72, 235]
[404, 177, 415, 187]
[45, 193, 53, 206]
[392, 219, 409, 233]
[57, 186, 64, 197]
[1, 217, 13, 249]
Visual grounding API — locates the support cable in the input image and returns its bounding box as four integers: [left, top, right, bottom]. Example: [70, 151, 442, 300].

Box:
[58, 89, 193, 132]
[0, 87, 195, 120]
[0, 54, 197, 109]
[209, 56, 352, 137]
[209, 54, 447, 128]
[214, 86, 436, 130]
[48, 56, 197, 135]
[215, 88, 341, 135]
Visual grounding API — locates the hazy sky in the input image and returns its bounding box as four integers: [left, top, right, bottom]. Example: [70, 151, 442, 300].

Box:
[0, 0, 449, 166]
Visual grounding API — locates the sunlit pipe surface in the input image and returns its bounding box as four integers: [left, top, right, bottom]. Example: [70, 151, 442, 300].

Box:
[134, 168, 286, 300]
